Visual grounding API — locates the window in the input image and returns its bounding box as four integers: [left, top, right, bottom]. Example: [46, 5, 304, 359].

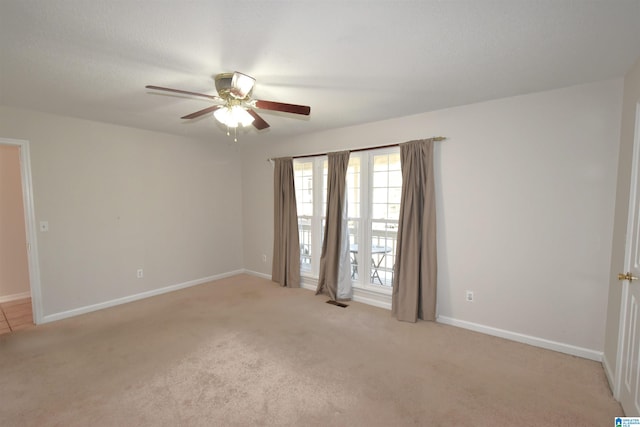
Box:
[293, 158, 327, 276]
[346, 156, 361, 279]
[369, 152, 401, 286]
[294, 148, 400, 290]
[293, 161, 313, 272]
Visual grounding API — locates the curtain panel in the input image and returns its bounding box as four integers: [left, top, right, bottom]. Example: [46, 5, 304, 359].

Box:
[392, 139, 438, 322]
[272, 157, 301, 288]
[317, 150, 352, 300]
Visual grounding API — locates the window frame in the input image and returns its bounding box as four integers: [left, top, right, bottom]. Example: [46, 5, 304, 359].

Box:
[293, 147, 400, 296]
[294, 157, 325, 278]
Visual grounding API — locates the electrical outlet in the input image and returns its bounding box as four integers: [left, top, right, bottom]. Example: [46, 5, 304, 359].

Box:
[262, 254, 267, 263]
[137, 269, 144, 279]
[465, 290, 474, 302]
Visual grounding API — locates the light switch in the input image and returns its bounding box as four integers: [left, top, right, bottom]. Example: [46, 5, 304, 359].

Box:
[39, 221, 49, 232]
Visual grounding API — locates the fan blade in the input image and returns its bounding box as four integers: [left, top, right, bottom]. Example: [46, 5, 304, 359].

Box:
[181, 105, 220, 119]
[146, 85, 220, 101]
[254, 99, 311, 116]
[247, 109, 270, 130]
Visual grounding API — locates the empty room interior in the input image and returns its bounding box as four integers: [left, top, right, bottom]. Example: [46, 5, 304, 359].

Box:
[2, 1, 640, 425]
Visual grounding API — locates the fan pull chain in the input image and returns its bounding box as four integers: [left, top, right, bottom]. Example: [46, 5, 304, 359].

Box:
[221, 124, 241, 142]
[223, 125, 239, 142]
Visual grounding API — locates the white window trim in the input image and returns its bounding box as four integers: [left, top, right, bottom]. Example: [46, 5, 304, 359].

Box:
[295, 147, 400, 298]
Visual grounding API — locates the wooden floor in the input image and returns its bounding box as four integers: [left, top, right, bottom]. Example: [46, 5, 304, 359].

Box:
[0, 298, 34, 335]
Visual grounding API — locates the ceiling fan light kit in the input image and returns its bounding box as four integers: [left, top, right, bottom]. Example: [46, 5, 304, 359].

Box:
[146, 71, 311, 141]
[214, 105, 255, 128]
[215, 72, 255, 100]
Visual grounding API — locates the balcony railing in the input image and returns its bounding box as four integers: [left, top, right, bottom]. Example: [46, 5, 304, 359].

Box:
[298, 217, 312, 271]
[360, 220, 397, 287]
[298, 218, 397, 287]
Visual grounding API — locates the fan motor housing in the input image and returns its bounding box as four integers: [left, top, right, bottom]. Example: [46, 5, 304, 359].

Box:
[215, 72, 255, 101]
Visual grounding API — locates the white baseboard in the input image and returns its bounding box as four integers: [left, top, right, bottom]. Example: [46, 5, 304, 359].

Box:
[299, 276, 393, 310]
[38, 269, 604, 363]
[243, 269, 272, 280]
[300, 277, 316, 292]
[0, 291, 31, 303]
[300, 278, 599, 361]
[41, 269, 245, 324]
[246, 274, 604, 362]
[352, 287, 392, 310]
[437, 315, 603, 362]
[602, 353, 616, 395]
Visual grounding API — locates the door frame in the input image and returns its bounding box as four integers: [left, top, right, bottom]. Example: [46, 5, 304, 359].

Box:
[0, 137, 43, 324]
[613, 103, 640, 401]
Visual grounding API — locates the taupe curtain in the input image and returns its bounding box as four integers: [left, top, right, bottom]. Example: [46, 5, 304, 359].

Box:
[392, 139, 437, 322]
[317, 151, 351, 300]
[272, 157, 301, 288]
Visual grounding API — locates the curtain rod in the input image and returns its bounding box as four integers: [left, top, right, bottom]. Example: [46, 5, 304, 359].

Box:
[268, 136, 447, 162]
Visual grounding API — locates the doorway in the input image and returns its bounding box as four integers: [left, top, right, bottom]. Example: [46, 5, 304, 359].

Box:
[0, 137, 42, 327]
[614, 104, 640, 415]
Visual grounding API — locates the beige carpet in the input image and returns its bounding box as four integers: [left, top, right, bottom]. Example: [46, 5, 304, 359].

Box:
[0, 274, 621, 426]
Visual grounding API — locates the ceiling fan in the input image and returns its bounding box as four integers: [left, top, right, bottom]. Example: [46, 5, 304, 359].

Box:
[146, 72, 311, 140]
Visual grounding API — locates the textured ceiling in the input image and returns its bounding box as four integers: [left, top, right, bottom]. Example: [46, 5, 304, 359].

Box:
[1, 1, 639, 144]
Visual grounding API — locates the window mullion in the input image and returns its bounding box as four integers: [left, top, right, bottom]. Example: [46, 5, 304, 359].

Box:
[311, 157, 324, 277]
[360, 153, 372, 287]
[349, 154, 364, 287]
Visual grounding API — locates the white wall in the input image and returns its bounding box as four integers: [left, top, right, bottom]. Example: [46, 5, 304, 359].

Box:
[0, 78, 623, 357]
[242, 79, 623, 355]
[0, 106, 244, 318]
[604, 57, 640, 378]
[0, 144, 30, 298]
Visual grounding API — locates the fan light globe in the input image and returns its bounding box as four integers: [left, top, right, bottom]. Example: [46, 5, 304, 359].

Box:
[214, 106, 255, 128]
[230, 73, 256, 99]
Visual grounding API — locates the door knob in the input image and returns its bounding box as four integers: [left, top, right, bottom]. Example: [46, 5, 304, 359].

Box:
[618, 272, 639, 281]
